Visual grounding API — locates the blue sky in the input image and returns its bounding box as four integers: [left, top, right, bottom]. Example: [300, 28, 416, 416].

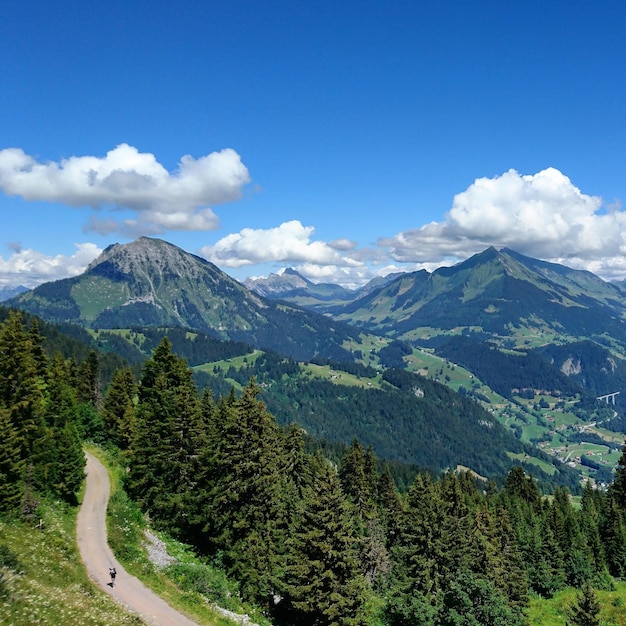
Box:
[2, 1, 626, 289]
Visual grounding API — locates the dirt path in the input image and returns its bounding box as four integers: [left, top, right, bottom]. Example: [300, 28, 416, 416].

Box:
[76, 451, 201, 626]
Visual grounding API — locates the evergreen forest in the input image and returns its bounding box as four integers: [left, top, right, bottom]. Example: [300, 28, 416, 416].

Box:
[4, 310, 626, 625]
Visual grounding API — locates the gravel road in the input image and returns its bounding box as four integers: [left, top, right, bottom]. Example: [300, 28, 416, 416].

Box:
[76, 451, 201, 626]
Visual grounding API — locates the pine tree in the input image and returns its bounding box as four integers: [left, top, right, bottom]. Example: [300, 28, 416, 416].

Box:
[339, 438, 370, 515]
[600, 496, 626, 578]
[0, 407, 25, 513]
[376, 463, 404, 547]
[102, 367, 136, 449]
[567, 582, 602, 626]
[128, 337, 205, 533]
[437, 569, 525, 626]
[203, 379, 287, 602]
[77, 349, 101, 408]
[28, 316, 48, 380]
[0, 311, 45, 460]
[396, 472, 440, 598]
[51, 422, 85, 504]
[580, 482, 608, 581]
[503, 466, 541, 509]
[44, 353, 78, 428]
[283, 458, 367, 626]
[609, 439, 626, 508]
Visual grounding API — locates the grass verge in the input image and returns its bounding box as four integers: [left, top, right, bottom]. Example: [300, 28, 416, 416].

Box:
[97, 445, 272, 626]
[0, 500, 143, 626]
[528, 584, 626, 625]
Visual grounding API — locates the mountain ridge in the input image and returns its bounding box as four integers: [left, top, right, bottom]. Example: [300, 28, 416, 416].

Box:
[5, 237, 365, 362]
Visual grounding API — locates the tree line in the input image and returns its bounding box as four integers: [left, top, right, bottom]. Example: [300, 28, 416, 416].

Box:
[3, 311, 626, 624]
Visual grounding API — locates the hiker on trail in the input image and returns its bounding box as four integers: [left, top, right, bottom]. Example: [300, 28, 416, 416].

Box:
[109, 567, 117, 587]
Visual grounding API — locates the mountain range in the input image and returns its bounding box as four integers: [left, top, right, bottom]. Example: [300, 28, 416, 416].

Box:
[7, 236, 626, 486]
[9, 236, 626, 404]
[5, 237, 364, 362]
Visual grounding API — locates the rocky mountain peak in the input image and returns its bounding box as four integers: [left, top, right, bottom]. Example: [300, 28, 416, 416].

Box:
[87, 237, 209, 280]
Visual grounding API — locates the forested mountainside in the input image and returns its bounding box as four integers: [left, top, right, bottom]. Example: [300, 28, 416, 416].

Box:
[4, 237, 366, 362]
[318, 246, 626, 351]
[16, 314, 576, 488]
[4, 308, 626, 625]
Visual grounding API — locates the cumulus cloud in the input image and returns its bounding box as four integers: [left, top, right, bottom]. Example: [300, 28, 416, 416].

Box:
[0, 243, 102, 288]
[200, 220, 364, 268]
[0, 144, 250, 235]
[198, 220, 385, 288]
[379, 167, 626, 279]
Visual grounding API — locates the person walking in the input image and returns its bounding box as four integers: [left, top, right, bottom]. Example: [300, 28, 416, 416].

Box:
[109, 567, 117, 588]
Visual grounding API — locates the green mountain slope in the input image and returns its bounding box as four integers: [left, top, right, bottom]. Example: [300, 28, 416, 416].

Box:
[5, 237, 366, 362]
[330, 247, 626, 352]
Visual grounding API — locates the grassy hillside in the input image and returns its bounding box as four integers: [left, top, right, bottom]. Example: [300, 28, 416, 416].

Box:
[0, 503, 143, 626]
[0, 447, 266, 626]
[528, 585, 626, 625]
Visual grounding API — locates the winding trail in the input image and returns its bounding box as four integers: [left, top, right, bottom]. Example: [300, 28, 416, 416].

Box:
[76, 451, 201, 626]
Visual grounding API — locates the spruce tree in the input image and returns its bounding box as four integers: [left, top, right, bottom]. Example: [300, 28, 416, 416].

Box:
[600, 497, 626, 578]
[128, 337, 205, 533]
[51, 422, 85, 504]
[0, 407, 25, 513]
[609, 439, 626, 509]
[44, 353, 78, 428]
[0, 311, 45, 460]
[437, 569, 525, 626]
[203, 379, 286, 602]
[28, 316, 48, 380]
[580, 482, 608, 581]
[376, 463, 404, 546]
[567, 582, 602, 626]
[77, 349, 101, 408]
[102, 366, 136, 449]
[283, 458, 367, 626]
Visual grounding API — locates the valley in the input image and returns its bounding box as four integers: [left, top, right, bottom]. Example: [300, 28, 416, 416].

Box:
[6, 237, 626, 624]
[5, 236, 626, 489]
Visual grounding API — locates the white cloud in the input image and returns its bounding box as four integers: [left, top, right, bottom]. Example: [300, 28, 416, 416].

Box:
[0, 243, 102, 288]
[200, 220, 364, 268]
[379, 167, 626, 279]
[199, 220, 389, 288]
[0, 144, 250, 235]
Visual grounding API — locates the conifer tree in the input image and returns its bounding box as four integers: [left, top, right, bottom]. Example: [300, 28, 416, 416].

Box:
[77, 349, 101, 408]
[396, 472, 440, 598]
[44, 353, 78, 428]
[567, 582, 602, 626]
[102, 366, 136, 449]
[376, 463, 404, 546]
[283, 423, 311, 513]
[128, 337, 205, 533]
[283, 458, 367, 626]
[432, 471, 473, 588]
[0, 311, 45, 460]
[609, 439, 626, 509]
[580, 482, 608, 581]
[503, 466, 541, 509]
[340, 438, 370, 514]
[203, 379, 287, 602]
[0, 407, 25, 513]
[28, 316, 48, 380]
[437, 569, 525, 626]
[600, 497, 626, 578]
[50, 422, 85, 504]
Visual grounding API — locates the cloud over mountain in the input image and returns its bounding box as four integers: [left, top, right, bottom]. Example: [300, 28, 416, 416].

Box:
[379, 167, 626, 279]
[0, 144, 250, 236]
[200, 220, 363, 268]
